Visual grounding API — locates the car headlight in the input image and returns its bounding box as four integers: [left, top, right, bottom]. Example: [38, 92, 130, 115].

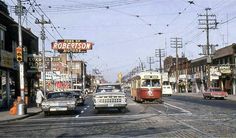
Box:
[42, 103, 50, 108]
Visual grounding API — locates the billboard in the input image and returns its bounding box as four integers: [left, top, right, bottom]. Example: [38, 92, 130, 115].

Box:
[51, 39, 94, 53]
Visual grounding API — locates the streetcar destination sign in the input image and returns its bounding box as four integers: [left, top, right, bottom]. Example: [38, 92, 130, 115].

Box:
[51, 39, 94, 53]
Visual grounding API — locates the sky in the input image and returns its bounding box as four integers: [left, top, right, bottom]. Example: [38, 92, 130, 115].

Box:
[5, 0, 236, 82]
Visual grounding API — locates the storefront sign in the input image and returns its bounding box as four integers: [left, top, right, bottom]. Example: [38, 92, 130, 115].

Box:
[210, 66, 221, 81]
[0, 50, 13, 69]
[27, 55, 51, 72]
[219, 66, 231, 74]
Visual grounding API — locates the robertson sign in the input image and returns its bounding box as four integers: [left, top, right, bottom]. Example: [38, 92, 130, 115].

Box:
[51, 39, 93, 53]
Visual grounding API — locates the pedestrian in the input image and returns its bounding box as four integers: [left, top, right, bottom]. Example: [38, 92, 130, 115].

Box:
[36, 87, 45, 108]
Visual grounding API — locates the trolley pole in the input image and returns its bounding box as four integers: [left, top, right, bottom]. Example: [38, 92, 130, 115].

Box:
[16, 0, 25, 114]
[35, 15, 51, 97]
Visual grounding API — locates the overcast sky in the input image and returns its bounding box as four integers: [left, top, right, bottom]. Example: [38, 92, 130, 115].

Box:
[6, 0, 236, 82]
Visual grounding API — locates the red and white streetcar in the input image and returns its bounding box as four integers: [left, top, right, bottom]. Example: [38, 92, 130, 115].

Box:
[130, 71, 163, 103]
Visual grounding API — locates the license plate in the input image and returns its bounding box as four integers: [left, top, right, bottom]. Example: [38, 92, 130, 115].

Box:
[50, 107, 67, 111]
[108, 104, 114, 107]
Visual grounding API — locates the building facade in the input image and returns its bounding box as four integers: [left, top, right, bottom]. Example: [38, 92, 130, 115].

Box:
[164, 44, 236, 95]
[0, 1, 39, 109]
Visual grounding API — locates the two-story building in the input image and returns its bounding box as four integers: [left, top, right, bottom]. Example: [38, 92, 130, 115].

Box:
[0, 1, 38, 109]
[164, 44, 236, 95]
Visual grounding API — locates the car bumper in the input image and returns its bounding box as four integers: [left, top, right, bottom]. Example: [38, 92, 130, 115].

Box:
[94, 103, 127, 108]
[42, 106, 76, 112]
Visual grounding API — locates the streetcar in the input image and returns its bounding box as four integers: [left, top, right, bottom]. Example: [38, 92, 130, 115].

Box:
[130, 71, 163, 103]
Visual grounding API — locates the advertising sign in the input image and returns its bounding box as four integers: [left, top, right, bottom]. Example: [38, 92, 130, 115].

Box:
[210, 66, 221, 81]
[0, 50, 13, 69]
[27, 55, 61, 72]
[219, 66, 231, 74]
[51, 39, 93, 53]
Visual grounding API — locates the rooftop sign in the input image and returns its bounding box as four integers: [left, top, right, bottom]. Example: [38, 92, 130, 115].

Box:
[51, 39, 94, 53]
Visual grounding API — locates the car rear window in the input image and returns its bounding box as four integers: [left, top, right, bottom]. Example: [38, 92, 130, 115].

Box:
[210, 88, 221, 92]
[96, 85, 121, 93]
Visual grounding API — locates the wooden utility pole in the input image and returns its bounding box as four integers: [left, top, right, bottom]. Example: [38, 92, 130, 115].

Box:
[147, 57, 154, 71]
[35, 15, 51, 97]
[155, 49, 165, 73]
[198, 8, 218, 88]
[171, 37, 182, 93]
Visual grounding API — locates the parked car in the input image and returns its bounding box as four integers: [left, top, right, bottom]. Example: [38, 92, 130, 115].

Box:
[203, 87, 228, 100]
[93, 83, 127, 112]
[41, 91, 77, 115]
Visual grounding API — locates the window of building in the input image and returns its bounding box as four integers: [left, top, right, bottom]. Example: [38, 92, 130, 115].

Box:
[0, 25, 6, 50]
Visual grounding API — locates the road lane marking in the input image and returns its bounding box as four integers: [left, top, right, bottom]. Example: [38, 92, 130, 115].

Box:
[75, 115, 79, 118]
[164, 102, 192, 115]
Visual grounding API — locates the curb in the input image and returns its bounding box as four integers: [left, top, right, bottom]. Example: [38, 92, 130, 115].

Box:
[0, 110, 42, 124]
[173, 93, 236, 102]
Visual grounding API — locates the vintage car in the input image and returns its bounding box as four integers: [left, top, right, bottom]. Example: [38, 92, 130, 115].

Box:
[203, 87, 228, 100]
[41, 91, 77, 115]
[70, 90, 86, 105]
[93, 83, 127, 112]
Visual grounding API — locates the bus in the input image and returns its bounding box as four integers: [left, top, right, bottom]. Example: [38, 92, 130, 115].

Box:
[131, 71, 163, 103]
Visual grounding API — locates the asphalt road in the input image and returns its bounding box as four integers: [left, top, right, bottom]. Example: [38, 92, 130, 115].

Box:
[0, 94, 236, 137]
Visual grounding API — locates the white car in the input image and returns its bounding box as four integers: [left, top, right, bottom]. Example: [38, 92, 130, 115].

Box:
[162, 85, 173, 96]
[93, 83, 127, 112]
[42, 91, 77, 115]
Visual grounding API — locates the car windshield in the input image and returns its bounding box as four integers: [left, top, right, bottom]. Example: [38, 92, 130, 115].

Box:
[96, 85, 121, 93]
[142, 79, 160, 87]
[47, 92, 73, 99]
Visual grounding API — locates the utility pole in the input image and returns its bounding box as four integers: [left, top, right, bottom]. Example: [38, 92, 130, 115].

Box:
[35, 15, 51, 97]
[198, 8, 218, 88]
[171, 37, 183, 93]
[82, 61, 86, 93]
[138, 57, 144, 71]
[16, 0, 26, 115]
[155, 49, 165, 73]
[147, 57, 154, 71]
[69, 52, 73, 89]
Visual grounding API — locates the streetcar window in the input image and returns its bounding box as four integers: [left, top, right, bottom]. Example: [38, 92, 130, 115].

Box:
[152, 79, 160, 87]
[142, 80, 151, 87]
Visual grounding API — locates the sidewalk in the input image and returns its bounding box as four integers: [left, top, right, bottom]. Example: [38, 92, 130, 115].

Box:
[0, 107, 42, 123]
[174, 92, 236, 101]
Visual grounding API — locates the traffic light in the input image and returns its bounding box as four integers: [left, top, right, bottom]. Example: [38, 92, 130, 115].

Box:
[16, 47, 23, 62]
